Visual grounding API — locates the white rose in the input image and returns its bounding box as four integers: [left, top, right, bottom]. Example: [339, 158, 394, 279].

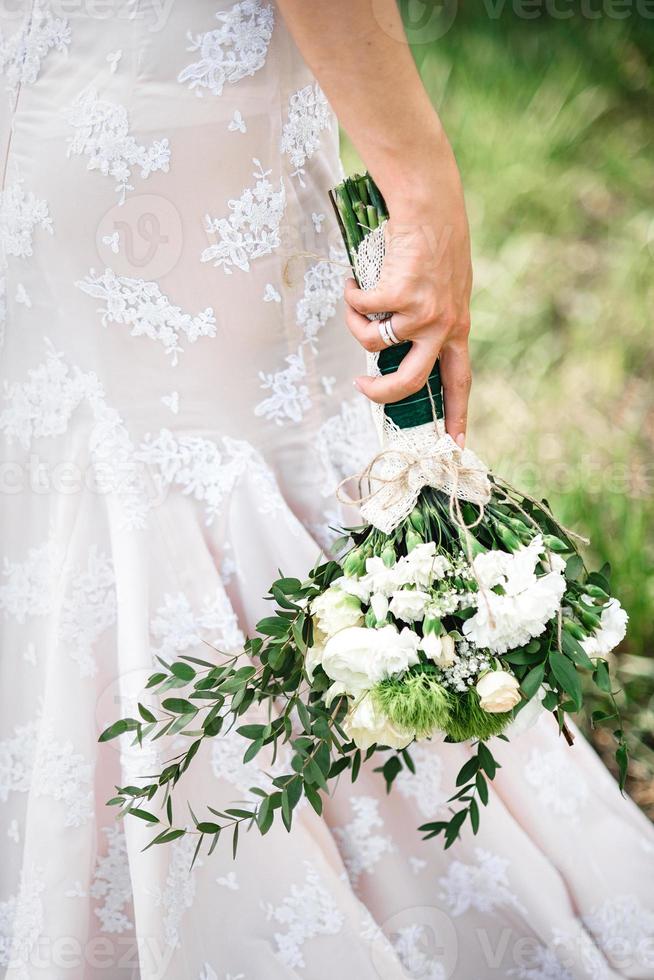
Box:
[398, 542, 451, 588]
[312, 587, 363, 636]
[419, 632, 457, 668]
[389, 589, 430, 623]
[333, 574, 373, 603]
[581, 597, 628, 659]
[304, 627, 327, 682]
[343, 692, 413, 750]
[476, 669, 521, 713]
[321, 625, 420, 698]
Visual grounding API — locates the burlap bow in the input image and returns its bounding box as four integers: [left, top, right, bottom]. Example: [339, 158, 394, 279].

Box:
[338, 422, 492, 534]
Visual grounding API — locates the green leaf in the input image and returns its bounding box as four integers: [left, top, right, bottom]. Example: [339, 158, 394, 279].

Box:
[274, 577, 302, 595]
[256, 616, 290, 638]
[561, 631, 594, 669]
[616, 743, 629, 792]
[477, 742, 499, 779]
[456, 755, 480, 786]
[476, 771, 489, 806]
[145, 672, 167, 689]
[128, 807, 159, 824]
[237, 724, 266, 740]
[564, 554, 584, 581]
[196, 821, 222, 834]
[520, 662, 545, 699]
[593, 659, 612, 694]
[296, 699, 311, 732]
[549, 651, 583, 711]
[98, 718, 139, 742]
[243, 739, 263, 763]
[469, 798, 480, 834]
[304, 781, 323, 815]
[161, 698, 197, 715]
[170, 662, 196, 682]
[137, 703, 157, 725]
[143, 828, 186, 849]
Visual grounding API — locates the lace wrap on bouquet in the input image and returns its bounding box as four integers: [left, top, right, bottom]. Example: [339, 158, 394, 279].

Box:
[351, 223, 492, 533]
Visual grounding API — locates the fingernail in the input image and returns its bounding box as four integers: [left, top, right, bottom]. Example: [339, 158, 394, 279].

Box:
[455, 432, 465, 449]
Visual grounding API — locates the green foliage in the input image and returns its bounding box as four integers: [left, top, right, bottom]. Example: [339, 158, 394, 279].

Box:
[372, 671, 452, 737]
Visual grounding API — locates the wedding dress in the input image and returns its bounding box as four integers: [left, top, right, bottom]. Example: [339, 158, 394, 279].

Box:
[1, 3, 653, 979]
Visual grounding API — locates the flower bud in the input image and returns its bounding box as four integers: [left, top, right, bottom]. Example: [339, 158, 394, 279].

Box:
[342, 548, 365, 578]
[423, 614, 442, 636]
[381, 544, 396, 568]
[543, 534, 570, 553]
[405, 529, 423, 552]
[409, 508, 425, 534]
[563, 619, 586, 640]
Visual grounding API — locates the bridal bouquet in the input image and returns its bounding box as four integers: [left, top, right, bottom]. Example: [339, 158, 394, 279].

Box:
[101, 174, 629, 861]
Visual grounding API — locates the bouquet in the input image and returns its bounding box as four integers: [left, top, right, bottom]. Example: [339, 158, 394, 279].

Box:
[101, 173, 629, 862]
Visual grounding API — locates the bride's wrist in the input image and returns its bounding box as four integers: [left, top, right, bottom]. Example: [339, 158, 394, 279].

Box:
[372, 128, 461, 221]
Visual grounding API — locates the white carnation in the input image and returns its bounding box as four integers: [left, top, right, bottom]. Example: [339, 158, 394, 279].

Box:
[320, 625, 420, 699]
[581, 597, 628, 659]
[312, 587, 363, 637]
[396, 542, 451, 588]
[342, 692, 413, 750]
[463, 535, 566, 654]
[389, 589, 430, 623]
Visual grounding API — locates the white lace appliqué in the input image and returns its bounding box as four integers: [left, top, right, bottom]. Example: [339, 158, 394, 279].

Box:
[0, 864, 45, 980]
[201, 158, 285, 274]
[263, 862, 343, 970]
[281, 83, 331, 185]
[333, 796, 394, 885]
[0, 717, 93, 827]
[178, 0, 274, 98]
[153, 836, 201, 950]
[254, 252, 346, 425]
[136, 429, 294, 528]
[75, 267, 216, 366]
[583, 894, 654, 966]
[255, 346, 311, 426]
[0, 3, 71, 97]
[0, 177, 53, 259]
[151, 588, 244, 660]
[392, 924, 447, 980]
[438, 848, 526, 917]
[523, 747, 590, 823]
[0, 539, 61, 623]
[0, 342, 150, 529]
[59, 546, 117, 678]
[90, 824, 134, 934]
[65, 88, 171, 204]
[314, 396, 377, 495]
[395, 743, 448, 818]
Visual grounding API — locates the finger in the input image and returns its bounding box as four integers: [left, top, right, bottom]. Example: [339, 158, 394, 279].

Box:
[344, 305, 385, 352]
[344, 277, 399, 317]
[440, 341, 472, 448]
[355, 339, 440, 405]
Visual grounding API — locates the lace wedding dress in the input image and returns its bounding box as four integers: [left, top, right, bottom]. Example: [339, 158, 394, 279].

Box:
[1, 3, 653, 979]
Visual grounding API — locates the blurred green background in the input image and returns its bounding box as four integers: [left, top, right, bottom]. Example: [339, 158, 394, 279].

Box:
[342, 3, 654, 817]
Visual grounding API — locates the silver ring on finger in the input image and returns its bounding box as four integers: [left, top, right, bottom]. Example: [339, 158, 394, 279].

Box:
[386, 315, 401, 345]
[377, 316, 400, 347]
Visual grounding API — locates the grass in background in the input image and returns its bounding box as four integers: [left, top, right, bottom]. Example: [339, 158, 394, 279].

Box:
[342, 6, 654, 814]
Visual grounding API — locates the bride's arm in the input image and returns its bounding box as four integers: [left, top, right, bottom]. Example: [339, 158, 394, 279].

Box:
[277, 0, 473, 447]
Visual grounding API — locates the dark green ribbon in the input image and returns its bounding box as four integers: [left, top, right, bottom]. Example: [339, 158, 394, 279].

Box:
[378, 342, 443, 428]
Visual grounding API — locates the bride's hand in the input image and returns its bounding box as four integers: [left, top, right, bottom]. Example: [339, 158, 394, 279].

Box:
[343, 148, 473, 448]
